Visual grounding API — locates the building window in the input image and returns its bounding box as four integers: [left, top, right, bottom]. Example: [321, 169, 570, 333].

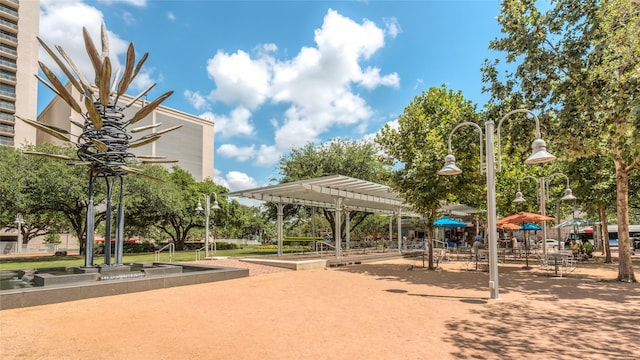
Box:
[0, 29, 16, 43]
[0, 43, 17, 56]
[0, 83, 14, 97]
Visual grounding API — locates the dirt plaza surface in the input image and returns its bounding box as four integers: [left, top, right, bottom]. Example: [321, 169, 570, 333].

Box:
[1, 256, 639, 360]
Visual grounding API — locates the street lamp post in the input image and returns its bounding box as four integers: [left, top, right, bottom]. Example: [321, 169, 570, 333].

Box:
[513, 172, 577, 259]
[438, 109, 556, 300]
[196, 193, 221, 259]
[14, 213, 24, 254]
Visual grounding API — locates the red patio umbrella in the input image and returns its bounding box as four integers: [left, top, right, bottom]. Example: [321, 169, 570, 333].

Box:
[497, 211, 555, 226]
[497, 222, 521, 230]
[497, 211, 554, 269]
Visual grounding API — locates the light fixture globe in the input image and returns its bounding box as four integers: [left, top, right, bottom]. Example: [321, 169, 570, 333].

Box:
[561, 188, 577, 201]
[438, 154, 462, 175]
[513, 191, 526, 203]
[195, 202, 204, 212]
[212, 200, 221, 210]
[524, 138, 556, 164]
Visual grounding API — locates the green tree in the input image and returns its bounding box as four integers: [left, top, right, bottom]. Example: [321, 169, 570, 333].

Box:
[376, 86, 485, 269]
[123, 164, 180, 240]
[483, 0, 639, 281]
[150, 168, 229, 249]
[0, 144, 95, 252]
[276, 138, 391, 241]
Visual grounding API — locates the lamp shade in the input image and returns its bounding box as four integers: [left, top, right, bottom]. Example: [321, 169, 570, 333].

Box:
[513, 191, 525, 203]
[561, 188, 577, 201]
[438, 154, 462, 175]
[524, 138, 556, 164]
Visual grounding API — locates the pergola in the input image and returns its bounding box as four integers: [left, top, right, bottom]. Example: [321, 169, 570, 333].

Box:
[225, 175, 417, 258]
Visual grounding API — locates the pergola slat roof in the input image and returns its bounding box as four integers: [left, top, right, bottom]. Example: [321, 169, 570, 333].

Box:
[225, 175, 416, 215]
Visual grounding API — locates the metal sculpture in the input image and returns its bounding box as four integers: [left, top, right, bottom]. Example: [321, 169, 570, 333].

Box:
[18, 23, 181, 267]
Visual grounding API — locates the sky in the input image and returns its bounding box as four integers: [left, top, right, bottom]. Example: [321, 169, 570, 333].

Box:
[37, 0, 508, 194]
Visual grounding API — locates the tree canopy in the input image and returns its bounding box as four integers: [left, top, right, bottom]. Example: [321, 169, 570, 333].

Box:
[376, 86, 485, 268]
[276, 138, 391, 240]
[483, 0, 638, 281]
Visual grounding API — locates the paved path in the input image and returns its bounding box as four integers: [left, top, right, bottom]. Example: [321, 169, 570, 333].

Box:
[192, 258, 293, 276]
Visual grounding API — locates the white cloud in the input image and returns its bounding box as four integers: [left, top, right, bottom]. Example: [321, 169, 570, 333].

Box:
[217, 144, 256, 162]
[193, 8, 398, 167]
[225, 171, 258, 191]
[129, 69, 157, 93]
[184, 90, 208, 111]
[200, 106, 255, 138]
[214, 170, 264, 207]
[39, 0, 158, 94]
[359, 66, 400, 89]
[213, 168, 229, 189]
[167, 12, 176, 21]
[384, 17, 401, 38]
[206, 50, 272, 109]
[121, 11, 136, 25]
[254, 145, 281, 167]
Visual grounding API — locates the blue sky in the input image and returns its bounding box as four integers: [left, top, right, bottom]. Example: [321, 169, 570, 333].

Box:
[38, 0, 507, 193]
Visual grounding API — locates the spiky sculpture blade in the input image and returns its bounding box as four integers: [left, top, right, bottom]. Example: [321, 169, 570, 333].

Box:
[19, 23, 179, 267]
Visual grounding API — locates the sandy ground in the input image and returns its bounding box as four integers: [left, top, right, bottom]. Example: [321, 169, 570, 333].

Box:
[0, 256, 639, 360]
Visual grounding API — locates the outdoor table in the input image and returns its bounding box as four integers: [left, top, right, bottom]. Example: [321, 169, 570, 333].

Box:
[546, 251, 570, 276]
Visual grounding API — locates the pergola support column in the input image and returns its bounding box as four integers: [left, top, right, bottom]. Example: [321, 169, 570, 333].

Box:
[276, 202, 284, 256]
[335, 197, 342, 259]
[345, 210, 351, 251]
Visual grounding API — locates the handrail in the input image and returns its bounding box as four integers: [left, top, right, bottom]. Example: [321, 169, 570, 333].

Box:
[154, 243, 174, 262]
[433, 239, 448, 249]
[195, 245, 206, 261]
[315, 241, 336, 257]
[195, 242, 216, 260]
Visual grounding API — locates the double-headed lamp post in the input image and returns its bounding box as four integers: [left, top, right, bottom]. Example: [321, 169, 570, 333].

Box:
[14, 213, 24, 254]
[196, 193, 221, 259]
[438, 109, 556, 300]
[513, 172, 577, 259]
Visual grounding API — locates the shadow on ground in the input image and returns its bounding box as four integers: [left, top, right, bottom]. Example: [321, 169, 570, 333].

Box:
[335, 259, 640, 359]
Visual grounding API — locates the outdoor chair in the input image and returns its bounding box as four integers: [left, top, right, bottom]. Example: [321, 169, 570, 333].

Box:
[463, 249, 488, 272]
[537, 254, 552, 275]
[560, 255, 577, 277]
[434, 248, 447, 269]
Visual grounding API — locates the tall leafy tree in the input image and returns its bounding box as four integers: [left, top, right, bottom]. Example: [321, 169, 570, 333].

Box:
[376, 86, 485, 269]
[150, 168, 229, 249]
[123, 164, 180, 240]
[483, 0, 639, 281]
[276, 138, 391, 241]
[0, 144, 96, 252]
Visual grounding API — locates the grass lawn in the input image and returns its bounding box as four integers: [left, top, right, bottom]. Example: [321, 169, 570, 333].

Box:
[0, 246, 308, 271]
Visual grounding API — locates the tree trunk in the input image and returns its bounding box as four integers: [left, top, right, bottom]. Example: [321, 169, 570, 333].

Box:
[614, 157, 636, 282]
[427, 226, 434, 270]
[598, 206, 611, 263]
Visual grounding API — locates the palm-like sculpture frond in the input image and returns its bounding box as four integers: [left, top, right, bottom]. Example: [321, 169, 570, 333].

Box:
[18, 22, 179, 177]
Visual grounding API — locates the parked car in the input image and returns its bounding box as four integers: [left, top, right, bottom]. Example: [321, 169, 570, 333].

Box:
[545, 239, 560, 251]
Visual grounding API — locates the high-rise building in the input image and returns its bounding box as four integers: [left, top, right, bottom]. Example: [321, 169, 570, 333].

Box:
[0, 0, 39, 147]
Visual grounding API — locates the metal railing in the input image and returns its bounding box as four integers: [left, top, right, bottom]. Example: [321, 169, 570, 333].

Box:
[315, 241, 337, 257]
[195, 242, 216, 260]
[154, 243, 174, 262]
[195, 245, 206, 261]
